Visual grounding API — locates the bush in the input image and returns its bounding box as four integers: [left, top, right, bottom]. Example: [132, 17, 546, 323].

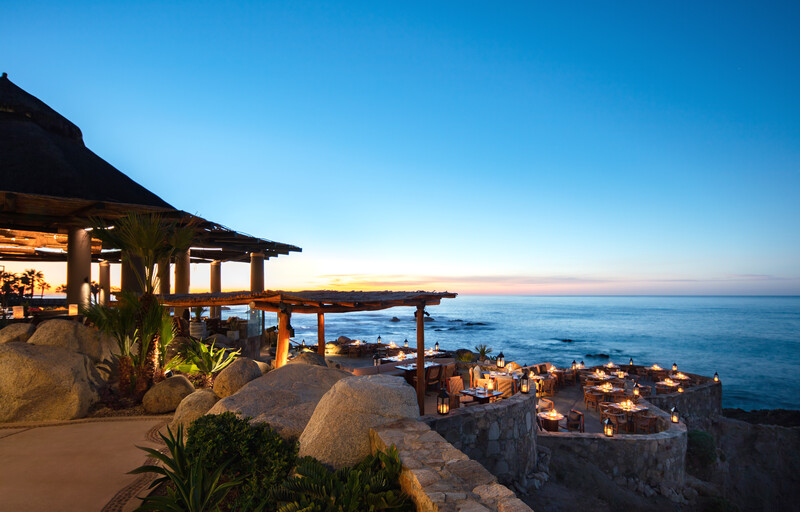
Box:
[688, 429, 717, 467]
[273, 446, 413, 511]
[186, 412, 298, 510]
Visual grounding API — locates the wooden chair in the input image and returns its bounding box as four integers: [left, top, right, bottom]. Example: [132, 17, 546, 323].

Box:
[638, 385, 652, 397]
[633, 414, 658, 434]
[475, 378, 493, 389]
[440, 364, 456, 388]
[603, 411, 628, 434]
[447, 376, 473, 409]
[538, 398, 554, 412]
[656, 383, 672, 395]
[426, 365, 442, 392]
[565, 409, 585, 432]
[496, 376, 515, 398]
[470, 366, 483, 387]
[584, 390, 601, 411]
[610, 390, 627, 403]
[539, 378, 556, 397]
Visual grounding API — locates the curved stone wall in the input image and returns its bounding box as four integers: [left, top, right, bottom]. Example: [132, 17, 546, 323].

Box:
[422, 391, 538, 489]
[647, 378, 721, 430]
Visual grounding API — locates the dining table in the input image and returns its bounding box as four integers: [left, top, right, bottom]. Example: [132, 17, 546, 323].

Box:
[396, 361, 440, 372]
[459, 387, 504, 404]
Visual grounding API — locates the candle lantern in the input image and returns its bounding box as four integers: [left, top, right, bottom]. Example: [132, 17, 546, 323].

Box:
[301, 339, 305, 347]
[603, 418, 614, 437]
[571, 360, 577, 370]
[629, 357, 634, 366]
[670, 407, 679, 424]
[373, 354, 382, 367]
[520, 373, 530, 394]
[404, 339, 409, 348]
[713, 372, 720, 382]
[678, 386, 684, 393]
[434, 341, 439, 351]
[437, 388, 450, 415]
[633, 383, 640, 397]
[672, 362, 678, 372]
[487, 379, 495, 392]
[377, 336, 382, 344]
[580, 360, 585, 368]
[497, 352, 505, 368]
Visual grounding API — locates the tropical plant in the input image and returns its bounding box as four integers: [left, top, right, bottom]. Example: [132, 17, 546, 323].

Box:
[130, 425, 243, 512]
[474, 344, 493, 360]
[455, 352, 475, 362]
[192, 306, 205, 321]
[187, 412, 298, 510]
[39, 280, 51, 298]
[168, 337, 239, 387]
[273, 446, 413, 512]
[91, 213, 195, 396]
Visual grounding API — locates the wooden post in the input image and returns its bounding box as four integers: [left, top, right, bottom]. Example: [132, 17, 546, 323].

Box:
[276, 310, 291, 368]
[416, 303, 425, 415]
[317, 312, 325, 355]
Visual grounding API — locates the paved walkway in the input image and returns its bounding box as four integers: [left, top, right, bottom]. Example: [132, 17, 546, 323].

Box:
[0, 416, 169, 512]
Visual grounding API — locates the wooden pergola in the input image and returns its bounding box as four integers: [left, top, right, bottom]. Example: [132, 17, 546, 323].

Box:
[163, 289, 458, 414]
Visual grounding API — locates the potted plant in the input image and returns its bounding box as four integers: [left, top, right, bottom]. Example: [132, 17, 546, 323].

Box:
[226, 317, 240, 341]
[189, 306, 207, 339]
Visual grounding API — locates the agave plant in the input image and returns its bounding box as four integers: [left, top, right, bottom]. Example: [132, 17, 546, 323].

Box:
[130, 425, 242, 512]
[168, 337, 240, 387]
[273, 446, 412, 512]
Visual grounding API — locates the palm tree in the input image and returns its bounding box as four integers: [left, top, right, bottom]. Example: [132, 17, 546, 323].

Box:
[22, 269, 43, 298]
[39, 281, 52, 298]
[91, 213, 195, 397]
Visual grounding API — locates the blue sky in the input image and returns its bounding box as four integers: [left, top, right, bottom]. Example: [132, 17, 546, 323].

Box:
[3, 1, 799, 294]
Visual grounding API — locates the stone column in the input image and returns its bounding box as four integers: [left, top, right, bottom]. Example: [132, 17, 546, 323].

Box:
[174, 249, 191, 319]
[209, 260, 221, 318]
[66, 227, 91, 308]
[157, 258, 171, 295]
[120, 254, 144, 294]
[98, 261, 110, 307]
[250, 252, 264, 292]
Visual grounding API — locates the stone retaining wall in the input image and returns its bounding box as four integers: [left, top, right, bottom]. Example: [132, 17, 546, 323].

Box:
[647, 378, 721, 430]
[422, 391, 538, 489]
[537, 400, 687, 502]
[370, 419, 533, 512]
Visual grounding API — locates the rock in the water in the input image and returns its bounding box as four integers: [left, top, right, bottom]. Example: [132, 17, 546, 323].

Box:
[0, 343, 100, 422]
[390, 317, 400, 322]
[142, 375, 195, 414]
[299, 375, 419, 468]
[207, 363, 351, 440]
[170, 389, 219, 431]
[27, 319, 114, 364]
[335, 336, 352, 345]
[585, 353, 610, 359]
[286, 351, 326, 367]
[213, 358, 262, 398]
[0, 323, 36, 344]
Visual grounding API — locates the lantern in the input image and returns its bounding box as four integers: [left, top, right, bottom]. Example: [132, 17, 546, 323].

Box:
[434, 341, 439, 351]
[713, 372, 720, 382]
[404, 339, 409, 348]
[672, 362, 678, 372]
[301, 339, 305, 347]
[671, 407, 679, 423]
[678, 386, 684, 393]
[373, 354, 382, 367]
[580, 360, 585, 368]
[437, 388, 450, 415]
[520, 373, 530, 394]
[377, 336, 382, 344]
[571, 360, 577, 370]
[629, 357, 634, 366]
[487, 379, 495, 392]
[603, 418, 614, 437]
[497, 352, 505, 368]
[633, 383, 640, 397]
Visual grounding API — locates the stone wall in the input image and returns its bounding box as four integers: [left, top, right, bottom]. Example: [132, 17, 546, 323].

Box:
[648, 378, 721, 430]
[537, 400, 688, 502]
[422, 391, 538, 489]
[370, 419, 533, 512]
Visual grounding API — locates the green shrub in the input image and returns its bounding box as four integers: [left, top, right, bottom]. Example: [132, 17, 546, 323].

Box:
[688, 429, 717, 467]
[131, 425, 242, 512]
[273, 446, 413, 512]
[186, 412, 298, 510]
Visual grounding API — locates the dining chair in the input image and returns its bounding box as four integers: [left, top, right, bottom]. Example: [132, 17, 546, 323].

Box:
[471, 365, 482, 387]
[426, 365, 442, 391]
[540, 378, 556, 397]
[634, 414, 658, 434]
[447, 376, 473, 408]
[584, 390, 601, 411]
[538, 398, 554, 412]
[565, 409, 585, 432]
[440, 364, 455, 387]
[496, 376, 514, 398]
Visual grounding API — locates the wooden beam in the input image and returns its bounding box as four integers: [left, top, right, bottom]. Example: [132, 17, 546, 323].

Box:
[416, 303, 425, 415]
[317, 312, 325, 355]
[276, 310, 290, 368]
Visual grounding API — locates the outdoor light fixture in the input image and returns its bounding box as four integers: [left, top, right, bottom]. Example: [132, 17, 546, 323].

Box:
[673, 362, 678, 372]
[629, 357, 634, 366]
[671, 407, 679, 424]
[487, 379, 495, 392]
[520, 373, 530, 394]
[572, 360, 577, 370]
[633, 383, 640, 397]
[373, 354, 382, 367]
[404, 339, 409, 348]
[377, 336, 382, 344]
[678, 386, 684, 393]
[435, 341, 439, 351]
[714, 372, 720, 382]
[301, 339, 305, 347]
[437, 388, 450, 415]
[603, 418, 614, 437]
[580, 360, 585, 368]
[497, 352, 505, 368]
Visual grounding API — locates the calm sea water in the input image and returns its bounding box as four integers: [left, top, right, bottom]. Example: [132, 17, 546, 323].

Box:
[231, 296, 799, 411]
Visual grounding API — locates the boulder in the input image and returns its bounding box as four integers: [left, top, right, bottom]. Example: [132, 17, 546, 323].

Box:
[254, 359, 272, 374]
[213, 357, 262, 398]
[0, 343, 101, 422]
[170, 389, 219, 432]
[165, 335, 191, 362]
[325, 343, 346, 355]
[207, 333, 231, 348]
[142, 375, 195, 414]
[299, 375, 419, 468]
[336, 336, 352, 345]
[27, 319, 114, 364]
[207, 363, 351, 440]
[0, 323, 35, 344]
[286, 351, 326, 367]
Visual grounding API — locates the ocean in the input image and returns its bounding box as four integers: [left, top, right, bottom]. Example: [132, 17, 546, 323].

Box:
[229, 295, 800, 412]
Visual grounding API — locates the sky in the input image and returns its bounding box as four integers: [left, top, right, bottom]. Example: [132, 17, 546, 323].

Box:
[2, 1, 799, 295]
